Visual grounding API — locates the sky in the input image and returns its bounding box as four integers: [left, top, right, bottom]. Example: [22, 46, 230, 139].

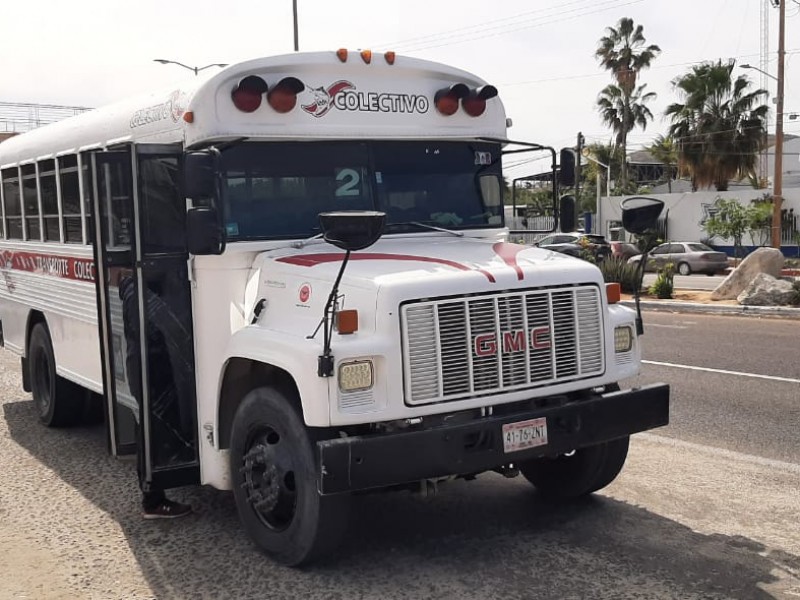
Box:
[2, 0, 799, 177]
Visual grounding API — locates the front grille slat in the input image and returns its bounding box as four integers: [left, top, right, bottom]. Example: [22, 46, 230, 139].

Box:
[402, 285, 605, 405]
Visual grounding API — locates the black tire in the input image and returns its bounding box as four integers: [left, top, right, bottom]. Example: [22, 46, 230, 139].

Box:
[519, 436, 630, 500]
[28, 323, 84, 427]
[677, 262, 692, 276]
[230, 386, 350, 566]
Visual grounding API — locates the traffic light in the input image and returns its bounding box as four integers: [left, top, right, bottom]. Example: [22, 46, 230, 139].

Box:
[559, 148, 576, 187]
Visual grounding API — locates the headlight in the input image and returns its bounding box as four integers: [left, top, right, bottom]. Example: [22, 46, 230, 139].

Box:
[338, 360, 374, 392]
[614, 326, 633, 353]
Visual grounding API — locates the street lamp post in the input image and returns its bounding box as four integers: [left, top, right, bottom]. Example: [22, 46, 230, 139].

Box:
[581, 151, 611, 236]
[153, 59, 228, 76]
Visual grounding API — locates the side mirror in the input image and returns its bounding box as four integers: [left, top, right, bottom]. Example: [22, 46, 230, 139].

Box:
[621, 197, 664, 234]
[319, 210, 386, 251]
[184, 151, 217, 201]
[187, 207, 225, 255]
[559, 148, 576, 187]
[559, 195, 577, 233]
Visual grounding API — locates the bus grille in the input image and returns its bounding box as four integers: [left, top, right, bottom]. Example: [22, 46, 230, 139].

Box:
[401, 286, 604, 404]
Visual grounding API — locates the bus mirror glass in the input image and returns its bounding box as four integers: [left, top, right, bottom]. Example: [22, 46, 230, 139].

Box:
[559, 195, 577, 233]
[621, 196, 664, 234]
[184, 151, 217, 201]
[187, 206, 224, 255]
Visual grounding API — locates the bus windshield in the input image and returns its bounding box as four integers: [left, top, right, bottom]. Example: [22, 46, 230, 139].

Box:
[219, 141, 504, 240]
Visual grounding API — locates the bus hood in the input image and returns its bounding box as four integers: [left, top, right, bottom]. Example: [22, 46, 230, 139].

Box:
[255, 237, 603, 313]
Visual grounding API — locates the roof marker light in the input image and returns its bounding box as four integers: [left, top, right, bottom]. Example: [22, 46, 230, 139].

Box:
[336, 48, 348, 62]
[462, 85, 498, 117]
[267, 77, 305, 113]
[360, 49, 372, 64]
[434, 83, 469, 116]
[183, 111, 194, 123]
[384, 51, 396, 65]
[231, 75, 268, 113]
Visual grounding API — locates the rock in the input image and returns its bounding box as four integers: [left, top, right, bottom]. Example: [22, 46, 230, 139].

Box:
[737, 273, 795, 306]
[710, 247, 784, 300]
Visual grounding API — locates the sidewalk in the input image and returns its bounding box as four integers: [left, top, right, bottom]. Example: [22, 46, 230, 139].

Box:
[619, 297, 800, 320]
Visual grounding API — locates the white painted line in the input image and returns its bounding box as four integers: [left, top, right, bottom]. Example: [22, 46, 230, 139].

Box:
[647, 323, 687, 329]
[642, 360, 800, 384]
[638, 432, 800, 475]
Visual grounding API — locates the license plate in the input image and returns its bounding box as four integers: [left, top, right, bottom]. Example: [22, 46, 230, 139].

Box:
[502, 418, 548, 453]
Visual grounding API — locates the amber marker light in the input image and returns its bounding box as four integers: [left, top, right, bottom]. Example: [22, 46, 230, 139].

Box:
[360, 49, 372, 64]
[606, 282, 621, 305]
[335, 309, 359, 334]
[384, 51, 396, 65]
[182, 111, 194, 123]
[336, 48, 348, 62]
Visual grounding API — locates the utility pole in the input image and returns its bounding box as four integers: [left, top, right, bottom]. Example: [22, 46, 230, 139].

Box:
[576, 131, 584, 224]
[771, 0, 785, 249]
[293, 0, 300, 51]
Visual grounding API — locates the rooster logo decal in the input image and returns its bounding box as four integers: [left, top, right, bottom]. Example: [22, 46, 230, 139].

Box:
[301, 80, 354, 118]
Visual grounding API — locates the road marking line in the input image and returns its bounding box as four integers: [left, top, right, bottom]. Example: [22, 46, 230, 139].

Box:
[638, 433, 800, 475]
[642, 360, 800, 384]
[647, 323, 687, 329]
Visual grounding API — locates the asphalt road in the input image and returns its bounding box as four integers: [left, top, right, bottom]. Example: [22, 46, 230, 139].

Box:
[1, 311, 799, 599]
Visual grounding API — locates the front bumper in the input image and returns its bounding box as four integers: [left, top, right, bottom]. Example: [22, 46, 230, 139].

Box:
[317, 383, 669, 494]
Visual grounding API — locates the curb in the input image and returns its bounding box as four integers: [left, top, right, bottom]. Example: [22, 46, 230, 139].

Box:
[619, 299, 800, 320]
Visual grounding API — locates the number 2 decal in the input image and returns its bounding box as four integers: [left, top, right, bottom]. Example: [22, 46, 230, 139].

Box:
[335, 168, 360, 197]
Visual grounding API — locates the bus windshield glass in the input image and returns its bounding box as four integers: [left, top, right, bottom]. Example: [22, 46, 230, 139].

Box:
[219, 141, 503, 240]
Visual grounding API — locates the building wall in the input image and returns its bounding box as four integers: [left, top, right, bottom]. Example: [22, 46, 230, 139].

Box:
[598, 188, 800, 255]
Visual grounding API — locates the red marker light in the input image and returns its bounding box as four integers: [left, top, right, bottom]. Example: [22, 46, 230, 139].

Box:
[267, 77, 305, 113]
[462, 85, 498, 117]
[434, 83, 469, 116]
[231, 76, 268, 113]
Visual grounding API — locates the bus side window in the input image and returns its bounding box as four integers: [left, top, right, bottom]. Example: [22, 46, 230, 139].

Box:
[80, 152, 92, 245]
[39, 159, 59, 242]
[139, 155, 185, 254]
[21, 164, 40, 242]
[59, 155, 83, 244]
[1, 167, 22, 240]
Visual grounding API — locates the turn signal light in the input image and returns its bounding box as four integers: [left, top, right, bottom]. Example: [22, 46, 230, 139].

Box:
[231, 75, 268, 113]
[335, 309, 359, 334]
[462, 85, 498, 117]
[267, 77, 305, 113]
[434, 83, 469, 116]
[606, 282, 621, 305]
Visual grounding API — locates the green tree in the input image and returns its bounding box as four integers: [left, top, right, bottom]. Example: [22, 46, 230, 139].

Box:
[647, 134, 679, 192]
[703, 197, 773, 260]
[595, 17, 661, 185]
[665, 60, 768, 191]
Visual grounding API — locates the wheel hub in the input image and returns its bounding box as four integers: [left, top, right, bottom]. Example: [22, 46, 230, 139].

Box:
[239, 430, 297, 530]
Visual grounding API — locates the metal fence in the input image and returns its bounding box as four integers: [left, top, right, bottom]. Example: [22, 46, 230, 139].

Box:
[0, 101, 91, 133]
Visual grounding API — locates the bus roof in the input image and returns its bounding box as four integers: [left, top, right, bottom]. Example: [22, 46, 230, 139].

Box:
[0, 51, 508, 168]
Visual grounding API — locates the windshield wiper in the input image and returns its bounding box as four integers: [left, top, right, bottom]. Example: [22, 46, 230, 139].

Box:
[384, 221, 463, 237]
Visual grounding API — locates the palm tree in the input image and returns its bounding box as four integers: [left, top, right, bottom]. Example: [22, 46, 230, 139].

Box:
[665, 60, 768, 191]
[595, 18, 661, 183]
[648, 134, 680, 191]
[596, 83, 657, 187]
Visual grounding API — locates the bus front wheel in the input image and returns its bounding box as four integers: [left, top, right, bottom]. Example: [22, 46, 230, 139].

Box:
[28, 323, 83, 427]
[518, 436, 630, 500]
[230, 386, 350, 566]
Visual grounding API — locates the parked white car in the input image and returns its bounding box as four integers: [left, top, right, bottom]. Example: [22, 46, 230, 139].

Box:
[628, 242, 729, 275]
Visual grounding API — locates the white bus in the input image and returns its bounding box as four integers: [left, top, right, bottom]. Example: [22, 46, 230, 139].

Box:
[0, 50, 669, 565]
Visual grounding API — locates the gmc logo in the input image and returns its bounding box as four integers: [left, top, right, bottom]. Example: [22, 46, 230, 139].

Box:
[474, 327, 551, 357]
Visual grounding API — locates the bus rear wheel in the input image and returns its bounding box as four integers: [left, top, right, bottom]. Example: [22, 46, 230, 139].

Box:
[519, 436, 630, 500]
[28, 323, 83, 427]
[230, 386, 350, 566]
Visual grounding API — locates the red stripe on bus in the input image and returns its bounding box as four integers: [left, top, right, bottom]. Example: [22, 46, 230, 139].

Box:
[277, 252, 497, 282]
[492, 242, 526, 281]
[0, 249, 96, 283]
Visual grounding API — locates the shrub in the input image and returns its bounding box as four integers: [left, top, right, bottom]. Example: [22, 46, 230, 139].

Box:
[790, 280, 800, 306]
[599, 258, 642, 293]
[648, 262, 675, 299]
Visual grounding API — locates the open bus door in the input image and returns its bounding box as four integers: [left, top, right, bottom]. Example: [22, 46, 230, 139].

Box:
[90, 144, 200, 490]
